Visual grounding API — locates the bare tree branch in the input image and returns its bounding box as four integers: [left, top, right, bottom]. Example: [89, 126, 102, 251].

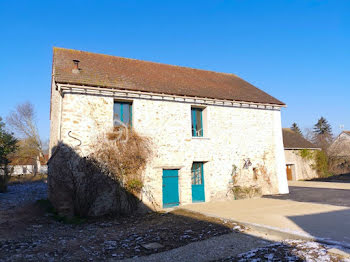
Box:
[6, 102, 43, 156]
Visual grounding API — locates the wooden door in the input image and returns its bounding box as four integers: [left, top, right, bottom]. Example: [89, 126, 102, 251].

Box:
[286, 165, 293, 180]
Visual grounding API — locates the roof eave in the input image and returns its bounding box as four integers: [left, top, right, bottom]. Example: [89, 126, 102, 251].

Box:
[284, 147, 321, 150]
[55, 80, 287, 107]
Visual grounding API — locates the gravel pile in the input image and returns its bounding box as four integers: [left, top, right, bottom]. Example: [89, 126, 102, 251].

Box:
[0, 182, 47, 211]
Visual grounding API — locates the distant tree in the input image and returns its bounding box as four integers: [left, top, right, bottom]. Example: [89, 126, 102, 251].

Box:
[313, 117, 332, 135]
[290, 123, 303, 136]
[313, 117, 333, 151]
[0, 117, 18, 192]
[6, 102, 44, 163]
[6, 102, 47, 175]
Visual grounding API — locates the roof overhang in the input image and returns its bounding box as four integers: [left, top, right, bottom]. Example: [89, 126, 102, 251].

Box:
[56, 82, 287, 109]
[284, 147, 321, 150]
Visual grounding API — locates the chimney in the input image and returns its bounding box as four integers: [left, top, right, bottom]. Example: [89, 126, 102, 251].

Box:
[72, 59, 80, 74]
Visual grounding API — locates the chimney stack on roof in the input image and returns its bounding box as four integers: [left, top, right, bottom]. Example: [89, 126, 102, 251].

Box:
[72, 59, 80, 74]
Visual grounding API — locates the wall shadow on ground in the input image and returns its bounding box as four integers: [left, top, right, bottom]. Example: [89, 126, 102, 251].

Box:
[287, 208, 350, 246]
[264, 185, 350, 248]
[308, 173, 350, 183]
[264, 186, 350, 207]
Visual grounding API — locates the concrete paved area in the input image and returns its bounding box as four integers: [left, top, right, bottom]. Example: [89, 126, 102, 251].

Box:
[183, 188, 350, 245]
[289, 180, 350, 190]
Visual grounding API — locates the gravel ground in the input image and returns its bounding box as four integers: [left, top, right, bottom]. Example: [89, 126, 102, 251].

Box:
[0, 181, 245, 261]
[1, 182, 350, 262]
[0, 181, 47, 211]
[0, 209, 245, 261]
[215, 240, 350, 262]
[120, 231, 272, 262]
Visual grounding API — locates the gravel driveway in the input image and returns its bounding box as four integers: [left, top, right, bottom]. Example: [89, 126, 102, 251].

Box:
[0, 181, 47, 211]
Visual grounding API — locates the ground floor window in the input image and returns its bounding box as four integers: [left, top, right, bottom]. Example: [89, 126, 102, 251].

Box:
[191, 162, 203, 185]
[191, 162, 205, 202]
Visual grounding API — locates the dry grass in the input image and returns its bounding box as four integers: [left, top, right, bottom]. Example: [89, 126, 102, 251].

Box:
[90, 127, 152, 195]
[231, 185, 262, 200]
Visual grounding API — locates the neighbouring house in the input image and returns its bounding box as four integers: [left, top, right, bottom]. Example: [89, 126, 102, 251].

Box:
[282, 128, 320, 181]
[328, 131, 350, 174]
[9, 154, 48, 176]
[49, 47, 289, 209]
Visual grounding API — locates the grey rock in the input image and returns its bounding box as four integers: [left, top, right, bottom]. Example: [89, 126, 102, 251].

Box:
[141, 242, 164, 250]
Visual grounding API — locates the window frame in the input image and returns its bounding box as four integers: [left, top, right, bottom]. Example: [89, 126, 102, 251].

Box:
[113, 101, 133, 127]
[191, 162, 204, 185]
[191, 107, 203, 137]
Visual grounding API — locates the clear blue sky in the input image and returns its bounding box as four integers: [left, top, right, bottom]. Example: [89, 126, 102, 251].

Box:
[0, 1, 349, 141]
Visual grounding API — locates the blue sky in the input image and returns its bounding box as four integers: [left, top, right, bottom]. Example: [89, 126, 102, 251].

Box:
[0, 0, 349, 141]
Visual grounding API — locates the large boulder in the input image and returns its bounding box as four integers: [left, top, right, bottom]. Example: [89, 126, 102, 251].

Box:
[47, 143, 140, 217]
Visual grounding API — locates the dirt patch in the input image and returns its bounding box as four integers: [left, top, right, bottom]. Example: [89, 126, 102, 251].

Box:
[0, 203, 244, 261]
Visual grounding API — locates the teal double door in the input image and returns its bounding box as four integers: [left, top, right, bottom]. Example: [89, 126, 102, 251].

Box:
[162, 165, 205, 208]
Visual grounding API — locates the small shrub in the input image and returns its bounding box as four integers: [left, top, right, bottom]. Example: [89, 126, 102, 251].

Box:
[126, 179, 143, 193]
[312, 150, 330, 177]
[231, 186, 262, 200]
[91, 127, 151, 195]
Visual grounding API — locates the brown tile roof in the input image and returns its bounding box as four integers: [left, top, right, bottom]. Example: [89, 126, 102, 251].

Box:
[282, 128, 319, 149]
[9, 156, 36, 166]
[343, 131, 350, 135]
[39, 154, 49, 165]
[52, 47, 285, 106]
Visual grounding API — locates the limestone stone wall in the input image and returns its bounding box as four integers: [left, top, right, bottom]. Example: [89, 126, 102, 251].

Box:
[49, 81, 61, 156]
[284, 149, 319, 180]
[50, 87, 289, 210]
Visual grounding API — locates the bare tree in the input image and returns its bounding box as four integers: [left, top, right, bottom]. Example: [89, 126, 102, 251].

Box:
[6, 102, 44, 173]
[303, 128, 314, 143]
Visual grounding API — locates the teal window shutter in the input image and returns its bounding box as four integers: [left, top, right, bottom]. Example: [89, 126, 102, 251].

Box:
[114, 101, 132, 127]
[191, 107, 203, 137]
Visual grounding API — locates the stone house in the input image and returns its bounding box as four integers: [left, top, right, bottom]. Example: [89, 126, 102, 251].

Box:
[49, 47, 289, 209]
[282, 128, 320, 181]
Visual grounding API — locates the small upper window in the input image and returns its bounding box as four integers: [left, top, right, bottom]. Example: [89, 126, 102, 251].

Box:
[191, 107, 203, 137]
[114, 101, 132, 127]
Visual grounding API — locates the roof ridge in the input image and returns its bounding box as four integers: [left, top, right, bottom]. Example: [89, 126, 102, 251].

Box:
[53, 46, 239, 77]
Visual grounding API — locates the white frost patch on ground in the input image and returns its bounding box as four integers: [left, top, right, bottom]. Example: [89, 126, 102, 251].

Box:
[0, 182, 47, 210]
